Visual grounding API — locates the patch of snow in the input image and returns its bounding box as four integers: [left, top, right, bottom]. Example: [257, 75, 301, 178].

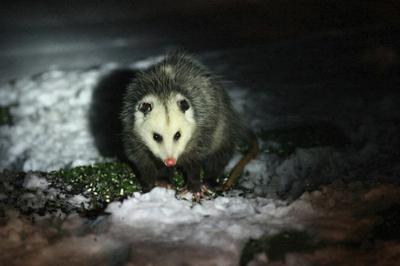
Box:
[68, 195, 90, 209]
[106, 187, 307, 248]
[108, 188, 201, 226]
[0, 66, 115, 171]
[23, 173, 49, 190]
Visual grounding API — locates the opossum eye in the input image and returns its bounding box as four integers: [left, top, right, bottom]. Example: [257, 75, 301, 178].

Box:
[178, 99, 190, 112]
[153, 133, 163, 143]
[173, 131, 181, 141]
[138, 102, 152, 114]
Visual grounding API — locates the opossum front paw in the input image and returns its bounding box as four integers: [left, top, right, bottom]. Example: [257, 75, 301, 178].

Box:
[193, 185, 215, 202]
[176, 186, 200, 201]
[177, 185, 215, 201]
[192, 191, 204, 202]
[200, 184, 215, 195]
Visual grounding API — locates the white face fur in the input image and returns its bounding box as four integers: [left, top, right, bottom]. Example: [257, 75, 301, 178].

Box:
[134, 93, 195, 166]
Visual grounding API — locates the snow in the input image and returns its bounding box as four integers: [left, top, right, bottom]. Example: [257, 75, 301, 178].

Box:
[68, 195, 90, 208]
[0, 183, 321, 265]
[23, 173, 49, 190]
[108, 188, 201, 226]
[0, 67, 107, 171]
[104, 187, 314, 252]
[0, 182, 312, 264]
[108, 188, 276, 243]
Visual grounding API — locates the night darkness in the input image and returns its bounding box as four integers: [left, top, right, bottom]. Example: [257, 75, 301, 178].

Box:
[1, 1, 400, 265]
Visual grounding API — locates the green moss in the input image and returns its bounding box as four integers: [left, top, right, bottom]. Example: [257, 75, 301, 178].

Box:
[50, 162, 195, 208]
[50, 162, 141, 207]
[0, 106, 12, 126]
[1, 162, 194, 216]
[171, 169, 185, 189]
[259, 123, 348, 157]
[240, 230, 317, 265]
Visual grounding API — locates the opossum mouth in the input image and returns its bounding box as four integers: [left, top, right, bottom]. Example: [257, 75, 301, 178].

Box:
[164, 158, 177, 167]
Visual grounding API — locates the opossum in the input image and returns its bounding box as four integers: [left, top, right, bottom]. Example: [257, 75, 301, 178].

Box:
[121, 53, 258, 193]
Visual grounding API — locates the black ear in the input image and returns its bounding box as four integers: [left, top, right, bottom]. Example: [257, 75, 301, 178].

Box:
[178, 99, 190, 112]
[138, 102, 152, 114]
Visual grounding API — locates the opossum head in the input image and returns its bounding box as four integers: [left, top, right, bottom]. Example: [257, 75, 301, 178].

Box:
[134, 93, 195, 167]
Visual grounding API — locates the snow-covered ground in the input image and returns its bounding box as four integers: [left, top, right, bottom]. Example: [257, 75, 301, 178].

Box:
[1, 46, 400, 265]
[2, 175, 400, 265]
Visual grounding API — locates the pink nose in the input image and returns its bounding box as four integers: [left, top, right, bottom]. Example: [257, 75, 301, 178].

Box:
[164, 158, 177, 167]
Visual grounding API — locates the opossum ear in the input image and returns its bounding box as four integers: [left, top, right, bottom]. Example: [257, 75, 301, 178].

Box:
[138, 102, 152, 114]
[178, 99, 190, 112]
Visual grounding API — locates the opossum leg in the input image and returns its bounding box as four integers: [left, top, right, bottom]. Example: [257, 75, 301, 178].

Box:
[135, 163, 174, 192]
[181, 163, 202, 192]
[222, 135, 259, 191]
[154, 167, 175, 189]
[137, 172, 156, 192]
[203, 151, 232, 188]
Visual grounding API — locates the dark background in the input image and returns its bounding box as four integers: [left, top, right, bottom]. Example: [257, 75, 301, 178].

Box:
[1, 0, 399, 83]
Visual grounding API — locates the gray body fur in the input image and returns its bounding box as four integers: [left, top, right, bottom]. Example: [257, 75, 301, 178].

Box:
[121, 53, 248, 191]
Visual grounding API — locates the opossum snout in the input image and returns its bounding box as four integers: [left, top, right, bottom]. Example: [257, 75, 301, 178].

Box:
[164, 158, 177, 167]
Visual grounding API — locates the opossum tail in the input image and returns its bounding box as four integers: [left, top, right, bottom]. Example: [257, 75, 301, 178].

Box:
[222, 128, 259, 191]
